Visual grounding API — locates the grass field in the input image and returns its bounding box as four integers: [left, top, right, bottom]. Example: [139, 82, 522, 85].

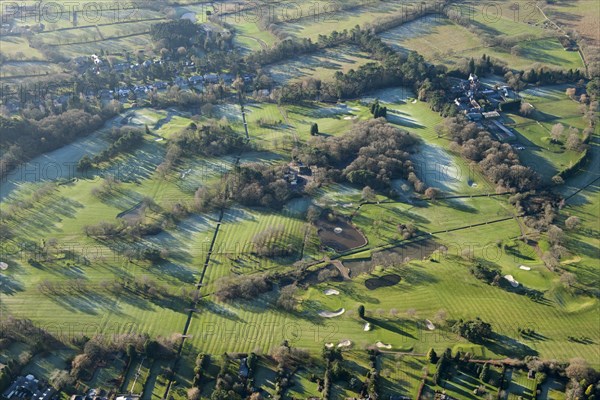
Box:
[179, 229, 599, 362]
[0, 36, 47, 60]
[266, 44, 376, 84]
[426, 362, 505, 400]
[379, 354, 427, 398]
[274, 1, 409, 41]
[506, 84, 595, 181]
[1, 3, 598, 397]
[7, 1, 163, 30]
[233, 21, 277, 53]
[379, 15, 583, 71]
[545, 0, 600, 45]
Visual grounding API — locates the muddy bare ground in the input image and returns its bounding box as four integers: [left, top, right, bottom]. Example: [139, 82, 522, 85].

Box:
[316, 216, 367, 252]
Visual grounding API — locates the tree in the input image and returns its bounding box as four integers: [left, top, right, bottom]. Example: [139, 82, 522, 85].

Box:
[424, 187, 440, 200]
[358, 305, 365, 319]
[71, 354, 93, 378]
[201, 103, 214, 117]
[77, 155, 93, 171]
[306, 205, 321, 223]
[520, 102, 533, 117]
[565, 216, 581, 230]
[427, 348, 438, 364]
[552, 175, 565, 185]
[452, 318, 492, 343]
[547, 225, 564, 246]
[542, 251, 559, 270]
[187, 387, 200, 400]
[126, 344, 137, 359]
[480, 363, 490, 382]
[49, 369, 74, 391]
[560, 272, 577, 289]
[361, 186, 377, 203]
[145, 339, 160, 357]
[566, 358, 591, 382]
[566, 131, 582, 151]
[310, 122, 319, 136]
[277, 285, 297, 311]
[551, 123, 565, 143]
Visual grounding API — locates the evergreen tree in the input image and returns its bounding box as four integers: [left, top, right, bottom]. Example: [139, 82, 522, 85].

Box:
[479, 362, 490, 383]
[310, 122, 319, 136]
[427, 348, 438, 364]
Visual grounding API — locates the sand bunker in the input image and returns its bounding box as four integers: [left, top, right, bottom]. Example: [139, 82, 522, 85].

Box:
[334, 227, 343, 234]
[425, 319, 435, 331]
[343, 115, 357, 120]
[319, 308, 345, 318]
[411, 99, 417, 104]
[325, 343, 334, 349]
[323, 289, 340, 296]
[504, 274, 519, 287]
[364, 322, 371, 331]
[519, 265, 531, 271]
[0, 262, 7, 270]
[376, 341, 392, 349]
[337, 339, 352, 348]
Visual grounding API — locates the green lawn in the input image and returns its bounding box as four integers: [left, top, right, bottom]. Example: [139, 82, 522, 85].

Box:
[379, 354, 427, 398]
[505, 367, 537, 400]
[233, 21, 278, 52]
[379, 14, 583, 71]
[507, 84, 594, 181]
[179, 215, 599, 363]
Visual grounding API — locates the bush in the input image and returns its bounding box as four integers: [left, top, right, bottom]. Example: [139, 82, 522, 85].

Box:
[276, 285, 297, 311]
[215, 274, 272, 302]
[452, 318, 493, 343]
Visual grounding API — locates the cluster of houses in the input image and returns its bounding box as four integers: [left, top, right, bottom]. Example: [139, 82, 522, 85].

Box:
[1, 51, 255, 113]
[451, 74, 519, 144]
[1, 375, 55, 400]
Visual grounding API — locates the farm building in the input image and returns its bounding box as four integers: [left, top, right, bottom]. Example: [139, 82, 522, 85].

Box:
[482, 111, 501, 119]
[488, 120, 516, 142]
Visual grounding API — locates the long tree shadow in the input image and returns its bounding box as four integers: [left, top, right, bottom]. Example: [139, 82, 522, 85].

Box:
[484, 333, 538, 358]
[200, 299, 245, 322]
[365, 317, 417, 340]
[0, 274, 25, 295]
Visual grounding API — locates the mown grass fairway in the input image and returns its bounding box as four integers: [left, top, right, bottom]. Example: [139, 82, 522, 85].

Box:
[1, 1, 598, 398]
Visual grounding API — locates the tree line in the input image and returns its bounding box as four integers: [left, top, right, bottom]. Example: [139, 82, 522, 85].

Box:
[0, 105, 117, 179]
[439, 116, 540, 192]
